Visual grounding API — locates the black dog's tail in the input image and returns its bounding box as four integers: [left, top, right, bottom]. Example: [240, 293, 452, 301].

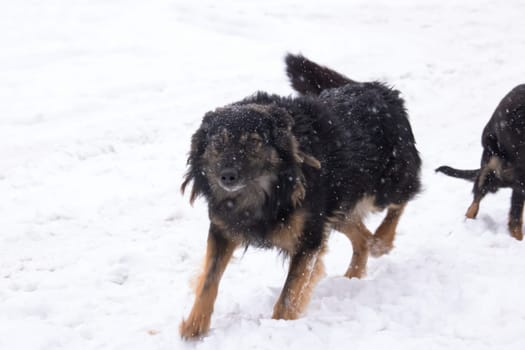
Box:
[285, 54, 356, 95]
[435, 165, 479, 181]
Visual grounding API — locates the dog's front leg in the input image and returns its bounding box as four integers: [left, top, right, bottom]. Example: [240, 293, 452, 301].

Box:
[272, 239, 326, 320]
[180, 225, 238, 339]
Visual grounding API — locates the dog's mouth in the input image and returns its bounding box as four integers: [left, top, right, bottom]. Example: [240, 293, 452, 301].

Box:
[218, 182, 247, 192]
[217, 174, 276, 194]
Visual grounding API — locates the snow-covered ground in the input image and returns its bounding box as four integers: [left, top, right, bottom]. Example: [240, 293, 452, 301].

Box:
[2, 0, 525, 349]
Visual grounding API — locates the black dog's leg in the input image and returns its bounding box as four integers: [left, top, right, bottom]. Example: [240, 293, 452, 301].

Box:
[466, 192, 482, 219]
[273, 229, 326, 320]
[509, 190, 524, 241]
[180, 225, 238, 339]
[466, 150, 493, 219]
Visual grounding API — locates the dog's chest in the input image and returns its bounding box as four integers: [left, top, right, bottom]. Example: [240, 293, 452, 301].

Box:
[211, 208, 306, 254]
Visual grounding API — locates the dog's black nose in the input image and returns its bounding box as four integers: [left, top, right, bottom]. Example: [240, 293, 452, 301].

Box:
[220, 168, 239, 186]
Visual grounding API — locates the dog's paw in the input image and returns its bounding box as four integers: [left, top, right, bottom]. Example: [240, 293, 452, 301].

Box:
[509, 227, 524, 241]
[368, 237, 393, 258]
[344, 266, 366, 279]
[465, 202, 479, 219]
[272, 302, 300, 320]
[179, 313, 211, 340]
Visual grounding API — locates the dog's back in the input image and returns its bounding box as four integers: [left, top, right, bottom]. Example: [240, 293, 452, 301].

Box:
[484, 84, 525, 160]
[285, 54, 421, 208]
[437, 84, 525, 180]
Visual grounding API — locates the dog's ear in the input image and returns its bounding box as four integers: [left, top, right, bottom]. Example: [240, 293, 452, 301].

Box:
[181, 116, 211, 205]
[287, 135, 322, 207]
[270, 107, 321, 170]
[269, 107, 320, 207]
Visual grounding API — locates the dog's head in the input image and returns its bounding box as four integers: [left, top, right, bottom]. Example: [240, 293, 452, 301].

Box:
[181, 102, 320, 211]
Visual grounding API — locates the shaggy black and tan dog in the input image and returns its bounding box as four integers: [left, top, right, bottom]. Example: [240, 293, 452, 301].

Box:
[179, 54, 421, 339]
[436, 84, 525, 241]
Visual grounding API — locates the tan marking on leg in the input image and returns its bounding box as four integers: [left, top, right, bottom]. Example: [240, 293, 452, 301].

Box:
[370, 203, 407, 257]
[509, 216, 524, 241]
[466, 201, 480, 219]
[272, 246, 326, 320]
[508, 190, 524, 241]
[338, 220, 373, 279]
[509, 224, 524, 241]
[180, 232, 238, 339]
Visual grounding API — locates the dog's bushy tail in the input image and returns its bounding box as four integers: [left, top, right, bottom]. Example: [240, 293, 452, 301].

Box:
[285, 54, 355, 95]
[435, 165, 479, 181]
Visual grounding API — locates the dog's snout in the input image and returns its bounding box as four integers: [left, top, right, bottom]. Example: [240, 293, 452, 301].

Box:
[220, 168, 239, 186]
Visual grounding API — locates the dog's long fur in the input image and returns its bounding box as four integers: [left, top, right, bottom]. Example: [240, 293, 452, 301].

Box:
[436, 84, 525, 240]
[180, 54, 421, 339]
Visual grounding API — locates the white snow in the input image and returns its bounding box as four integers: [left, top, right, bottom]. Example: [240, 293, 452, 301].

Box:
[2, 0, 525, 349]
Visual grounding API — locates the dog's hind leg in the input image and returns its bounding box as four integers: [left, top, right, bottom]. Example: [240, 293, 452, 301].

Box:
[467, 152, 502, 219]
[370, 203, 407, 257]
[180, 226, 238, 339]
[466, 199, 481, 219]
[338, 220, 373, 279]
[508, 190, 524, 241]
[467, 171, 489, 219]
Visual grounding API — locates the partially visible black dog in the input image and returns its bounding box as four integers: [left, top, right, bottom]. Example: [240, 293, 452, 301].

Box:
[180, 54, 421, 339]
[436, 84, 525, 241]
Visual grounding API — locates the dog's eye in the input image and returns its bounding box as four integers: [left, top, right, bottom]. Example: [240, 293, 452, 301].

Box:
[247, 136, 263, 152]
[210, 136, 224, 151]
